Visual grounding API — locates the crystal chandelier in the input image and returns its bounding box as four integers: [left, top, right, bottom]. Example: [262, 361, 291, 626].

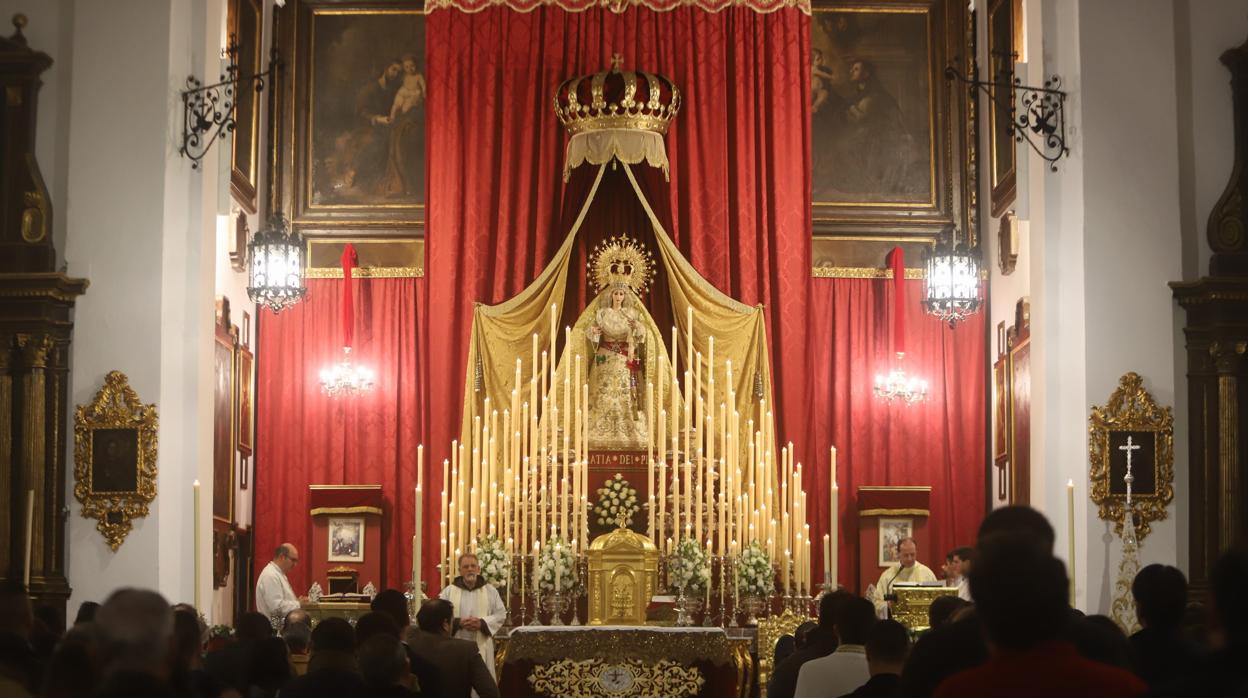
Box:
[247, 213, 306, 313]
[320, 346, 375, 397]
[922, 233, 982, 327]
[873, 353, 928, 405]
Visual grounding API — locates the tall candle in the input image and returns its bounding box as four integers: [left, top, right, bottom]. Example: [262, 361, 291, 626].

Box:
[830, 480, 839, 588]
[658, 456, 668, 543]
[190, 483, 199, 609]
[554, 542, 562, 593]
[549, 304, 557, 396]
[823, 534, 832, 587]
[1067, 479, 1076, 607]
[413, 486, 423, 597]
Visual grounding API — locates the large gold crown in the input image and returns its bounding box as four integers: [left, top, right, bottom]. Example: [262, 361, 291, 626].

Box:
[554, 54, 682, 136]
[589, 235, 655, 295]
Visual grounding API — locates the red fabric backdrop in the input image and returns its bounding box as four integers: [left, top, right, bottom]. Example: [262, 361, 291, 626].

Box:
[254, 4, 985, 596]
[255, 278, 427, 594]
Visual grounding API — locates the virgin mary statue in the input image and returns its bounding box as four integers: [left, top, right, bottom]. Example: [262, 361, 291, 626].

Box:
[547, 236, 680, 452]
[586, 284, 648, 448]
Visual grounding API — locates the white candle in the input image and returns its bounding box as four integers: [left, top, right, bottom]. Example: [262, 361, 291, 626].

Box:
[413, 486, 423, 597]
[190, 483, 199, 609]
[1067, 479, 1076, 607]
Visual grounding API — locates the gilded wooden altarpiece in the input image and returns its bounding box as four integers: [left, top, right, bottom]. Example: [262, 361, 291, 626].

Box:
[73, 371, 159, 551]
[1088, 372, 1175, 541]
[810, 0, 976, 274]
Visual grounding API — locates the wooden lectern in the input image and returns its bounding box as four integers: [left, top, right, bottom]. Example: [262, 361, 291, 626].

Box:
[856, 486, 932, 594]
[308, 485, 383, 596]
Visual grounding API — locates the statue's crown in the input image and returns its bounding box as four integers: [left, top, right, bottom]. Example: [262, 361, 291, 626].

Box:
[554, 54, 682, 136]
[589, 235, 655, 295]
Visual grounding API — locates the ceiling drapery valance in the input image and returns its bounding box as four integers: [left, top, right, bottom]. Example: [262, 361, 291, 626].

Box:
[425, 0, 809, 15]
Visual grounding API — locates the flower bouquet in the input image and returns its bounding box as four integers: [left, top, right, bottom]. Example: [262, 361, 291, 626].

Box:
[668, 538, 711, 594]
[736, 541, 775, 597]
[534, 535, 576, 595]
[593, 473, 640, 530]
[475, 534, 510, 588]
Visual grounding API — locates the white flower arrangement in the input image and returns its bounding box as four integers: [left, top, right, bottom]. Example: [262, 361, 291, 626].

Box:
[668, 538, 711, 593]
[593, 473, 640, 529]
[475, 534, 510, 587]
[534, 535, 576, 594]
[736, 541, 775, 597]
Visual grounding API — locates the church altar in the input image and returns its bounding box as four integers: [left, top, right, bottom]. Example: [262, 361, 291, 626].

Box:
[497, 625, 753, 698]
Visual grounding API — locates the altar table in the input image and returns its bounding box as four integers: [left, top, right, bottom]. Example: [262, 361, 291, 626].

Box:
[498, 625, 753, 698]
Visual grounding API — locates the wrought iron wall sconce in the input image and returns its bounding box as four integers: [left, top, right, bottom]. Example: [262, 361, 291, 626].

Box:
[179, 43, 281, 169]
[945, 65, 1070, 170]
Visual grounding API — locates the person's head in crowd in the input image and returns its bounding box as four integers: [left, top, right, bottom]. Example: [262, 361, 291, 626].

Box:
[1211, 548, 1248, 654]
[236, 611, 275, 642]
[818, 589, 852, 630]
[1073, 615, 1132, 669]
[247, 636, 292, 691]
[794, 621, 819, 650]
[835, 596, 877, 646]
[172, 608, 205, 672]
[358, 633, 410, 689]
[73, 601, 100, 626]
[971, 532, 1067, 650]
[273, 544, 300, 574]
[0, 579, 33, 640]
[281, 620, 312, 656]
[951, 547, 974, 578]
[896, 538, 919, 569]
[310, 617, 355, 656]
[355, 611, 400, 648]
[928, 595, 969, 630]
[283, 608, 311, 630]
[865, 619, 909, 676]
[417, 598, 455, 636]
[94, 588, 175, 678]
[40, 625, 96, 698]
[774, 634, 796, 664]
[977, 505, 1056, 549]
[1132, 564, 1187, 634]
[371, 589, 412, 630]
[942, 551, 956, 580]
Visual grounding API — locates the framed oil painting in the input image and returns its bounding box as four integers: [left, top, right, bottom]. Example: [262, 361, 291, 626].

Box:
[878, 518, 913, 566]
[214, 329, 237, 523]
[228, 0, 263, 213]
[236, 345, 254, 456]
[286, 3, 426, 231]
[810, 0, 973, 273]
[987, 0, 1018, 216]
[328, 517, 365, 562]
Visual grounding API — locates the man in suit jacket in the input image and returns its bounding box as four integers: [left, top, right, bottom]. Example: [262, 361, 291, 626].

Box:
[408, 598, 499, 698]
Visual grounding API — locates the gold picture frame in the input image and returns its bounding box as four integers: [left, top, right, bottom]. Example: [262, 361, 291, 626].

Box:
[810, 0, 975, 271]
[228, 0, 264, 213]
[278, 2, 427, 235]
[1089, 372, 1175, 540]
[73, 371, 159, 551]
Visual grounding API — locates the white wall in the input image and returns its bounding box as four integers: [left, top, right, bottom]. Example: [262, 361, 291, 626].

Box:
[3, 0, 227, 621]
[981, 0, 1243, 613]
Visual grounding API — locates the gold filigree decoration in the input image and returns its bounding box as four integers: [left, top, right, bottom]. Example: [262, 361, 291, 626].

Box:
[1088, 372, 1174, 540]
[756, 610, 813, 698]
[73, 371, 159, 551]
[506, 627, 734, 666]
[588, 235, 655, 296]
[1110, 507, 1141, 634]
[528, 658, 703, 697]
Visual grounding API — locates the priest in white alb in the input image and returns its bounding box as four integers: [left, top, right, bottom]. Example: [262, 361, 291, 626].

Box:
[871, 537, 937, 616]
[256, 543, 302, 622]
[438, 552, 507, 684]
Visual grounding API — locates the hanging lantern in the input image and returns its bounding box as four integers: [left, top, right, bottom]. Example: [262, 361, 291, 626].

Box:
[922, 233, 982, 327]
[247, 213, 306, 313]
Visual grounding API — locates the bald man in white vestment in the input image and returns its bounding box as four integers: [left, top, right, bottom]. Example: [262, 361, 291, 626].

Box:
[439, 553, 507, 686]
[872, 537, 936, 616]
[256, 543, 302, 622]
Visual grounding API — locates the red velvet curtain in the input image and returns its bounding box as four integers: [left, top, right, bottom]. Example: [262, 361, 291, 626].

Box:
[255, 278, 427, 593]
[806, 278, 986, 585]
[425, 4, 815, 584]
